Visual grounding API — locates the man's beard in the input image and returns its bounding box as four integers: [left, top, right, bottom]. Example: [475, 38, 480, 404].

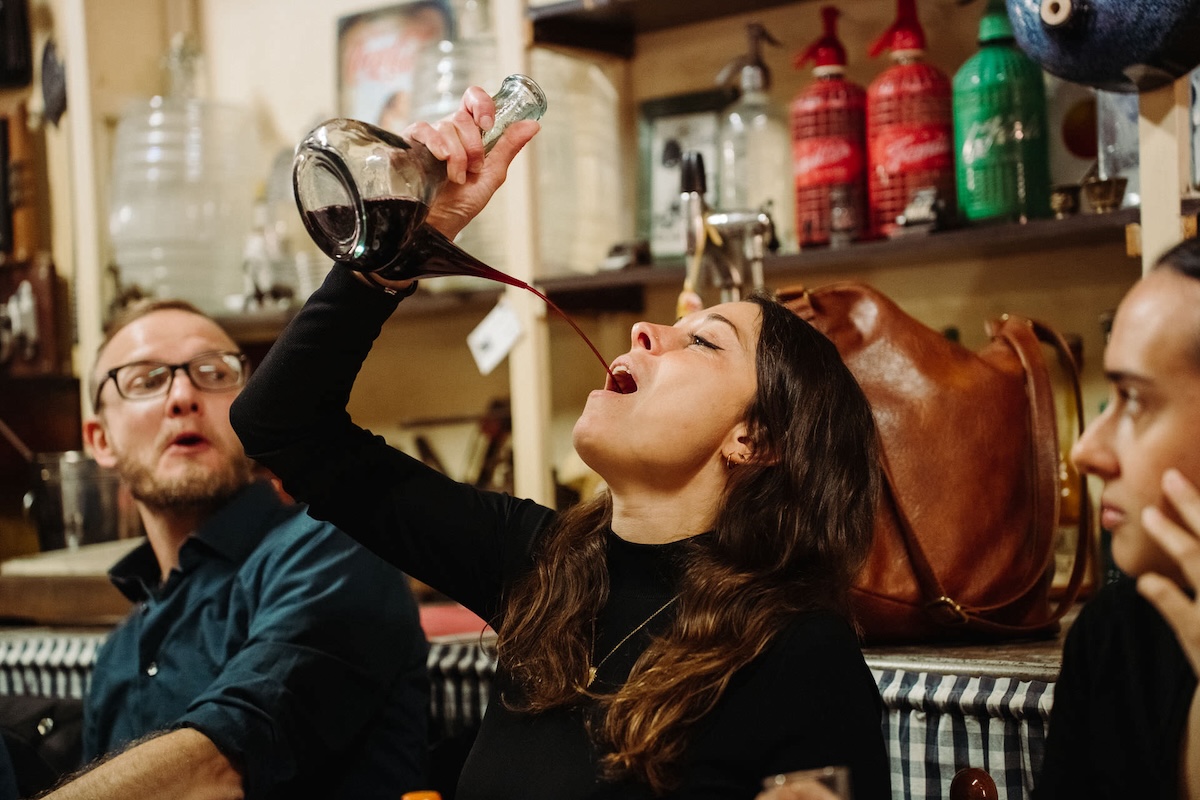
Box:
[118, 450, 254, 515]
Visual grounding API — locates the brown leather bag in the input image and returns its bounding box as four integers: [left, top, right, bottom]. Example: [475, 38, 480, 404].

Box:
[780, 281, 1092, 643]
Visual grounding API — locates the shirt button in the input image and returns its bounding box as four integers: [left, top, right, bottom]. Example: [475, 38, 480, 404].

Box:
[146, 662, 159, 677]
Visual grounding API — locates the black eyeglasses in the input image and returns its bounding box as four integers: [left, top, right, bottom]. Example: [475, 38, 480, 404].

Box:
[93, 351, 248, 410]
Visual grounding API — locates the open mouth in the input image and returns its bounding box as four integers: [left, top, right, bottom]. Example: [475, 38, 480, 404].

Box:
[171, 433, 207, 447]
[606, 364, 637, 394]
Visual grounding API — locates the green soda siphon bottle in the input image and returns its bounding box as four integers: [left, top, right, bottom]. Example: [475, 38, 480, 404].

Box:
[952, 0, 1051, 222]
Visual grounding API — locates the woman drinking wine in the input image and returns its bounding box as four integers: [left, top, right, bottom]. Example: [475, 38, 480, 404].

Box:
[231, 85, 890, 799]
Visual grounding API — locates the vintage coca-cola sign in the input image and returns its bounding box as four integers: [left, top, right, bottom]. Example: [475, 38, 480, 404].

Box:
[338, 3, 449, 133]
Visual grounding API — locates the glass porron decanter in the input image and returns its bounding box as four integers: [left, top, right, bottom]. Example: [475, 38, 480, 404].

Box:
[292, 73, 547, 282]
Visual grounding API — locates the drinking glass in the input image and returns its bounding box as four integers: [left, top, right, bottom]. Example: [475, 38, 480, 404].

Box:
[759, 765, 851, 800]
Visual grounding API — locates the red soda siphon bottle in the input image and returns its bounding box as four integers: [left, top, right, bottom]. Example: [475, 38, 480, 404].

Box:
[791, 6, 867, 248]
[865, 0, 955, 238]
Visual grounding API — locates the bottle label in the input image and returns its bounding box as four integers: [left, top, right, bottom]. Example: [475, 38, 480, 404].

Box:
[870, 124, 953, 175]
[793, 136, 865, 187]
[960, 114, 1045, 166]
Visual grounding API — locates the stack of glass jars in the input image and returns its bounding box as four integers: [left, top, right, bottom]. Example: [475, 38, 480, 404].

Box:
[108, 36, 257, 314]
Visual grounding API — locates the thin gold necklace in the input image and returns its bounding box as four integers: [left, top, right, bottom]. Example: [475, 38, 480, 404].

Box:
[587, 595, 679, 688]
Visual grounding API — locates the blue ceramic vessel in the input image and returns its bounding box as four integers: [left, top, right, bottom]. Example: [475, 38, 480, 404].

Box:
[1006, 0, 1200, 92]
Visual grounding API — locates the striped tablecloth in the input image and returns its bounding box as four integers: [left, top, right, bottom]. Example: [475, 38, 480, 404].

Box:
[0, 629, 105, 700]
[0, 628, 1060, 800]
[425, 635, 497, 740]
[875, 667, 1052, 800]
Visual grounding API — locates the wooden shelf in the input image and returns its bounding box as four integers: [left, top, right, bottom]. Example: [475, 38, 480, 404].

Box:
[213, 205, 1158, 335]
[536, 206, 1143, 305]
[220, 189, 1200, 336]
[528, 0, 797, 57]
[214, 309, 296, 346]
[214, 286, 505, 346]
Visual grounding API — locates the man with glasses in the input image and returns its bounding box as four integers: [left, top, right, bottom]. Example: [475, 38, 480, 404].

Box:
[44, 299, 430, 799]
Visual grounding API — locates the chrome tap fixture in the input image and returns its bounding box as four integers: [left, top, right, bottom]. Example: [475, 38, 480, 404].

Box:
[679, 151, 777, 308]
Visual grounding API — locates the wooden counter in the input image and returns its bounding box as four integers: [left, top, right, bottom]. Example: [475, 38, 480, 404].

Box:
[0, 539, 137, 626]
[862, 610, 1076, 684]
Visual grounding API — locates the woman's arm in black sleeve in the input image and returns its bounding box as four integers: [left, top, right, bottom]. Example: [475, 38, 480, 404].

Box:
[231, 265, 400, 481]
[230, 266, 556, 617]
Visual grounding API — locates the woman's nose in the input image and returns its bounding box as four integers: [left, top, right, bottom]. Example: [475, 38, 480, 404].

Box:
[1071, 411, 1117, 479]
[630, 321, 663, 353]
[630, 321, 684, 353]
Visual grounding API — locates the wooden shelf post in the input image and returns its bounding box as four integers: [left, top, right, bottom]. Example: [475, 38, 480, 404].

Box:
[1137, 74, 1193, 274]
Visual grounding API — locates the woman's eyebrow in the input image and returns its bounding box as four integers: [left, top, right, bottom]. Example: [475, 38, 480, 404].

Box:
[1105, 369, 1153, 388]
[703, 312, 744, 345]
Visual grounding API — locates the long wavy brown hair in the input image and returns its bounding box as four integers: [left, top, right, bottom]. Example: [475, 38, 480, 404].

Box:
[496, 294, 880, 793]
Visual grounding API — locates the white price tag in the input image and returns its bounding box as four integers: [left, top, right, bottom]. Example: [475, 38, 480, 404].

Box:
[467, 298, 523, 376]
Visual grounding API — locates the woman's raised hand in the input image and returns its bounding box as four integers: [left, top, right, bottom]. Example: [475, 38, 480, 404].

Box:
[403, 85, 540, 240]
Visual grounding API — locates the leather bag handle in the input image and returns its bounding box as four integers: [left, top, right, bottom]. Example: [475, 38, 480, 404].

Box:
[1016, 318, 1092, 615]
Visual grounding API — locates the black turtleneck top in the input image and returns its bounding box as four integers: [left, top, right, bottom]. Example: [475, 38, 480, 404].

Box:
[231, 267, 891, 800]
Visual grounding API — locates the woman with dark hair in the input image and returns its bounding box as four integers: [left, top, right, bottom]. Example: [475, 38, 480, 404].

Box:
[231, 87, 889, 799]
[1034, 236, 1200, 800]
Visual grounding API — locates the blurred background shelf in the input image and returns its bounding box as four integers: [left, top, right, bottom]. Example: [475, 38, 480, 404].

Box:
[536, 205, 1145, 307]
[214, 287, 505, 346]
[212, 203, 1161, 330]
[540, 196, 1200, 303]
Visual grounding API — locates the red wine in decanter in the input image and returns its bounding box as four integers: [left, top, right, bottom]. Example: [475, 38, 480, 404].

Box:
[305, 197, 619, 387]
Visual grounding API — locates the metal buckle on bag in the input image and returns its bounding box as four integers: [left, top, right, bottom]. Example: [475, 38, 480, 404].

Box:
[927, 596, 970, 626]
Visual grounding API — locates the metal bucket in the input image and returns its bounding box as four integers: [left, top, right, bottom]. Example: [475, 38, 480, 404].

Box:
[24, 451, 128, 551]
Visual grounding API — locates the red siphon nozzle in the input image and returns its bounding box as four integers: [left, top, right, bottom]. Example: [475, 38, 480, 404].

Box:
[795, 6, 848, 70]
[868, 0, 927, 58]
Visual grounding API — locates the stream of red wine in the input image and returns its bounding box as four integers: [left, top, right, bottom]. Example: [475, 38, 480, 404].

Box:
[522, 284, 616, 385]
[474, 269, 618, 387]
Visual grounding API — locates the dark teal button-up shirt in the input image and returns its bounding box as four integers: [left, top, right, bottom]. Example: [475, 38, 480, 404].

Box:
[84, 481, 430, 799]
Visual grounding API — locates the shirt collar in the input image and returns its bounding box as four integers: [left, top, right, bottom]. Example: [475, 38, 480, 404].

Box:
[109, 481, 286, 602]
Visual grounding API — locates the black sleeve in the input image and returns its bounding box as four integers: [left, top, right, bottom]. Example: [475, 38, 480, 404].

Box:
[230, 266, 557, 620]
[1032, 600, 1096, 800]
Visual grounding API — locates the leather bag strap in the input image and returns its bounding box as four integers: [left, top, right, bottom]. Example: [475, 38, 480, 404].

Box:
[1017, 318, 1092, 614]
